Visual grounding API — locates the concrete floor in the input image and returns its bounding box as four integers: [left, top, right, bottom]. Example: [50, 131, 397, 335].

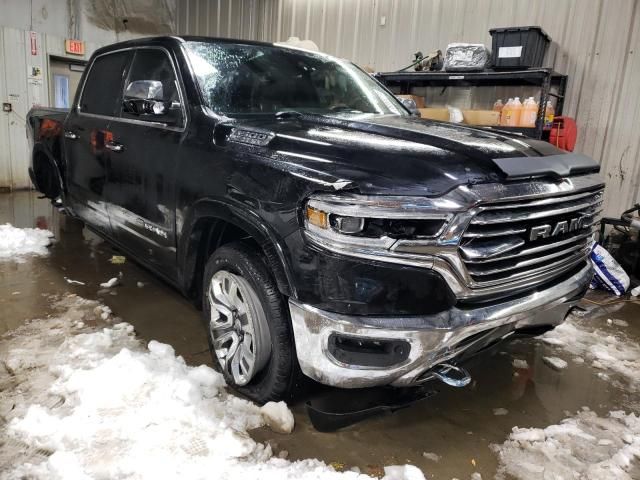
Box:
[1, 190, 639, 479]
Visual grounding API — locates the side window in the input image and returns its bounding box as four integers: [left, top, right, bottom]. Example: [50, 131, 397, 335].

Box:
[121, 49, 183, 125]
[80, 51, 131, 116]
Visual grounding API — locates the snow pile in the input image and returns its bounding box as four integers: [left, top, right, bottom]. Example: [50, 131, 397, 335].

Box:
[0, 223, 53, 261]
[380, 465, 425, 480]
[541, 315, 640, 389]
[261, 401, 295, 434]
[542, 356, 568, 370]
[99, 277, 119, 288]
[512, 358, 529, 369]
[0, 294, 423, 480]
[421, 452, 440, 462]
[492, 408, 640, 479]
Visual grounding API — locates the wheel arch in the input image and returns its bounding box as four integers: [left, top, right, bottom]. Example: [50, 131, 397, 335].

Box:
[178, 199, 294, 302]
[31, 144, 64, 199]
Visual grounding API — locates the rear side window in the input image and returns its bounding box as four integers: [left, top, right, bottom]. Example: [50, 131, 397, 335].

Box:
[80, 51, 130, 116]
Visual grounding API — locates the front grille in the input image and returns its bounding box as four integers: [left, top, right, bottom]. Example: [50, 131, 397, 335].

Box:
[460, 187, 604, 288]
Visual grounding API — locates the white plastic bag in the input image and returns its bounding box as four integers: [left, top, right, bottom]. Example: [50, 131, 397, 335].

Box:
[590, 243, 630, 296]
[443, 43, 490, 72]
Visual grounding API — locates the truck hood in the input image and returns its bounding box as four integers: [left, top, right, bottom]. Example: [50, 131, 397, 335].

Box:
[228, 113, 571, 196]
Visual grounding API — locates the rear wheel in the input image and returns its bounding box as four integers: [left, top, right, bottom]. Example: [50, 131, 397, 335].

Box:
[33, 154, 62, 200]
[202, 242, 301, 404]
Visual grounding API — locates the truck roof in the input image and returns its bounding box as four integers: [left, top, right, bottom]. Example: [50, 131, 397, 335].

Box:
[92, 35, 297, 56]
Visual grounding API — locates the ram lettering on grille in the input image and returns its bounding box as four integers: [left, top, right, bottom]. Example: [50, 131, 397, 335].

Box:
[529, 216, 585, 241]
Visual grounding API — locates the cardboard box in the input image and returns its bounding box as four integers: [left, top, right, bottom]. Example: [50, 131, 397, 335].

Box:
[418, 108, 501, 126]
[462, 109, 500, 126]
[397, 94, 425, 109]
[419, 108, 450, 121]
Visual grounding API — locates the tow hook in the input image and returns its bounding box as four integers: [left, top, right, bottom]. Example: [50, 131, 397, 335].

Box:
[430, 363, 472, 387]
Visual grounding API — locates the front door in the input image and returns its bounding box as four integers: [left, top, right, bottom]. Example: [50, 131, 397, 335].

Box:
[64, 50, 132, 235]
[105, 47, 186, 277]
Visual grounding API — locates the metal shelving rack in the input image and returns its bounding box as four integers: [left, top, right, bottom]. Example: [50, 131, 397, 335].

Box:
[375, 68, 568, 140]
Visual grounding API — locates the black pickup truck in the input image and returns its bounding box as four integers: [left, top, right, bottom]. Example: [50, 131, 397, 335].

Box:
[27, 36, 603, 403]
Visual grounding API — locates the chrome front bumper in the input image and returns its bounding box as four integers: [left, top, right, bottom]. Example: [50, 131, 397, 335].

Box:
[289, 262, 592, 388]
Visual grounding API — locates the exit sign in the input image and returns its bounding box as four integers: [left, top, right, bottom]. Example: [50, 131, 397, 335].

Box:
[65, 39, 85, 56]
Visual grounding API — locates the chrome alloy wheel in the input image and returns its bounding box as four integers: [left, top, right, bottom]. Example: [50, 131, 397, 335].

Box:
[208, 270, 272, 386]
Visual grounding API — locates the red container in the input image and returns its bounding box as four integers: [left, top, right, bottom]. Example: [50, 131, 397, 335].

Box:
[549, 116, 577, 152]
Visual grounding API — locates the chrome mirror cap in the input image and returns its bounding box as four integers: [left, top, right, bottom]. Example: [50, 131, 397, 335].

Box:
[125, 80, 163, 101]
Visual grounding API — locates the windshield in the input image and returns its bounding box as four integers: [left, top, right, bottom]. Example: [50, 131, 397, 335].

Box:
[184, 41, 407, 116]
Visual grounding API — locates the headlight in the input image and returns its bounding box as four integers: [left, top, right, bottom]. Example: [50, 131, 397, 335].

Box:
[303, 193, 461, 265]
[330, 214, 365, 235]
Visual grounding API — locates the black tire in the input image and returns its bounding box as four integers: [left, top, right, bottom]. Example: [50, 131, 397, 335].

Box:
[202, 241, 302, 404]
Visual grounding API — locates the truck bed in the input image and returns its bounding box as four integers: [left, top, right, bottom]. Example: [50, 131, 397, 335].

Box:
[27, 107, 69, 126]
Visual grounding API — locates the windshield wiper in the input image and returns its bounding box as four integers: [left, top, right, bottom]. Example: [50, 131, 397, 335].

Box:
[328, 106, 363, 113]
[275, 110, 304, 120]
[274, 108, 363, 120]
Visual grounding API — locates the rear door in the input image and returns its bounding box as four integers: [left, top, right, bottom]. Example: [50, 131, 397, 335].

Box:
[64, 50, 132, 235]
[105, 47, 186, 277]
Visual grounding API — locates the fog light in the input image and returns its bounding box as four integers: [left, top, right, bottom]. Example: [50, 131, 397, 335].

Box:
[327, 333, 410, 368]
[331, 215, 365, 234]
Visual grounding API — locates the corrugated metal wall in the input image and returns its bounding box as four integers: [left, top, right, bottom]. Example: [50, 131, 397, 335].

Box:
[176, 0, 260, 40]
[178, 0, 640, 217]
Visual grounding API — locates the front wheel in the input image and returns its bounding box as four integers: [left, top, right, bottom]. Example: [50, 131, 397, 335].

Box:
[202, 242, 301, 404]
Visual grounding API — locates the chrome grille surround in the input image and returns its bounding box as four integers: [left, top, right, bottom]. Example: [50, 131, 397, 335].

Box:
[458, 187, 603, 290]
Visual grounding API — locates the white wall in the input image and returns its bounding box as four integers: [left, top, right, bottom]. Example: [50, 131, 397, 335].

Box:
[177, 0, 640, 218]
[0, 0, 176, 190]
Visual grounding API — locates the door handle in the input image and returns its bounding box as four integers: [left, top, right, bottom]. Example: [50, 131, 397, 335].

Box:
[105, 141, 124, 152]
[64, 130, 78, 140]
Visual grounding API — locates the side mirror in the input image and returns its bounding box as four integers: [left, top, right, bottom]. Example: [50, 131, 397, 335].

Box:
[123, 80, 182, 125]
[125, 80, 164, 101]
[397, 97, 420, 116]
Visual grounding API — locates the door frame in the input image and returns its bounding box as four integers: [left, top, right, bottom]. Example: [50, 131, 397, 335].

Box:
[47, 55, 87, 108]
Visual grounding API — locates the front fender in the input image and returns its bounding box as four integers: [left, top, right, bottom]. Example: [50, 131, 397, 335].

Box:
[177, 197, 295, 298]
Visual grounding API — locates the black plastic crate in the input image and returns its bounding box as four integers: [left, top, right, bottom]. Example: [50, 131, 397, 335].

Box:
[489, 26, 551, 69]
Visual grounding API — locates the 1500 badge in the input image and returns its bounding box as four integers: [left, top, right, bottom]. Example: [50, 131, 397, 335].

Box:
[142, 221, 168, 239]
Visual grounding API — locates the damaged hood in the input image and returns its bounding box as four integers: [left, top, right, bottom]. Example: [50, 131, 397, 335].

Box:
[227, 113, 577, 196]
